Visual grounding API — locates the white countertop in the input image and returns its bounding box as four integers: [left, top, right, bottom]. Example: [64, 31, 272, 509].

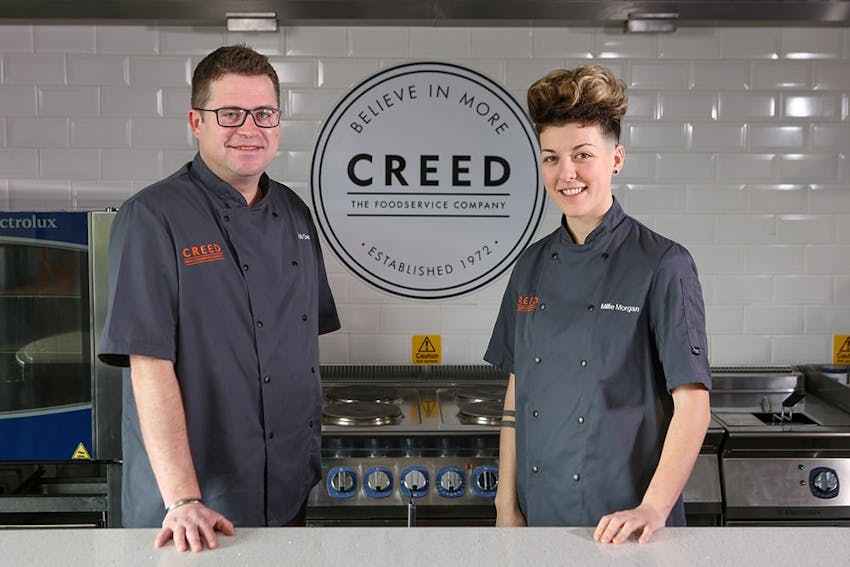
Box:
[1, 526, 848, 566]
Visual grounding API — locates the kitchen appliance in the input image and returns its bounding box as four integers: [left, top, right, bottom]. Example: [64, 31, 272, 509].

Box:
[0, 211, 121, 527]
[308, 364, 725, 526]
[308, 365, 505, 526]
[712, 366, 850, 526]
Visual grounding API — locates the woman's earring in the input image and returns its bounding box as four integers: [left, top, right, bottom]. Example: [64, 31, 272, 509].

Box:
[613, 169, 619, 175]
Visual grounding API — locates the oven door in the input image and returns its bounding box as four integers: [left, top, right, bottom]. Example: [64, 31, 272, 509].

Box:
[0, 212, 92, 462]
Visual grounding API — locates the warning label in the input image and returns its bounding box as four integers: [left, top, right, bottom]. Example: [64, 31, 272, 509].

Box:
[412, 335, 441, 365]
[71, 442, 91, 460]
[834, 335, 850, 364]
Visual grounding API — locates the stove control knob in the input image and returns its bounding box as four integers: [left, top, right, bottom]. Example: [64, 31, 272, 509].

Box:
[437, 467, 466, 498]
[404, 470, 427, 490]
[471, 465, 499, 499]
[400, 466, 429, 498]
[366, 467, 393, 498]
[327, 467, 357, 498]
[810, 467, 840, 499]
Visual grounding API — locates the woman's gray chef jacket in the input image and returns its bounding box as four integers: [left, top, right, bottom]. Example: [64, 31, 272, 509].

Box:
[99, 154, 340, 527]
[485, 199, 711, 527]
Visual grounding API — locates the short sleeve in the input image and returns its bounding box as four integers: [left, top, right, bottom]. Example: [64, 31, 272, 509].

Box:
[483, 269, 519, 373]
[98, 199, 178, 367]
[649, 244, 711, 391]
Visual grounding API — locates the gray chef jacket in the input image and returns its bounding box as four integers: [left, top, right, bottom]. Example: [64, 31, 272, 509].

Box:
[485, 198, 711, 527]
[99, 153, 340, 527]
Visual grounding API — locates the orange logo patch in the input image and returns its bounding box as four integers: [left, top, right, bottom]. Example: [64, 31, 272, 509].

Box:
[516, 295, 538, 312]
[182, 242, 224, 266]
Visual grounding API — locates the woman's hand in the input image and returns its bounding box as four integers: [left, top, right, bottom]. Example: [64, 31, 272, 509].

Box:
[593, 503, 666, 544]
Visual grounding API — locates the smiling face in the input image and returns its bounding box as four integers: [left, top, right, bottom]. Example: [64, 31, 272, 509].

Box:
[188, 73, 280, 202]
[539, 122, 625, 241]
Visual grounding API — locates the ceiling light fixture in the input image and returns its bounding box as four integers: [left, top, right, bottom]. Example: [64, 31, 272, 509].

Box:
[226, 12, 278, 32]
[626, 12, 678, 33]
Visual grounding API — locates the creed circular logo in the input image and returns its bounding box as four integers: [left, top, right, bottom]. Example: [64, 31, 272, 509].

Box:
[311, 62, 544, 299]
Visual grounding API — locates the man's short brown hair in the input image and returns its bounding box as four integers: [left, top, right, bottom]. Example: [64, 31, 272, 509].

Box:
[191, 44, 280, 109]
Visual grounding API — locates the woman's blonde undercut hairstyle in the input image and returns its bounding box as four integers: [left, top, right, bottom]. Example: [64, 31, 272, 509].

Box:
[527, 65, 628, 142]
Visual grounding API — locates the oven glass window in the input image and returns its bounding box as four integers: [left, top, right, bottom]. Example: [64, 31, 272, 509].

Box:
[0, 243, 89, 412]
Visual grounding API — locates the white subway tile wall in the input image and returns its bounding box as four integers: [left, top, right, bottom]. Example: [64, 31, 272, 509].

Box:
[0, 180, 8, 208]
[1, 24, 848, 365]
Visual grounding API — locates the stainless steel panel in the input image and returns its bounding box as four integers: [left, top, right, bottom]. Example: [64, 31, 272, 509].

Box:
[683, 453, 722, 505]
[89, 211, 121, 461]
[723, 458, 850, 508]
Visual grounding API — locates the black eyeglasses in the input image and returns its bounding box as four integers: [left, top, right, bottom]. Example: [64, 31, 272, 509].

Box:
[193, 106, 282, 128]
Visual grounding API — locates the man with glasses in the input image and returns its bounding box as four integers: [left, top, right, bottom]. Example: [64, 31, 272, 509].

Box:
[99, 45, 340, 552]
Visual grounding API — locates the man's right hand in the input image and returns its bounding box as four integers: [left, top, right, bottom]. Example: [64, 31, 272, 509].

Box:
[155, 502, 235, 552]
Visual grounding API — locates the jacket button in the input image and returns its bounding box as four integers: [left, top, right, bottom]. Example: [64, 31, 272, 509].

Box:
[580, 360, 587, 367]
[551, 252, 559, 261]
[539, 303, 546, 310]
[242, 264, 249, 271]
[572, 473, 580, 481]
[577, 416, 584, 424]
[268, 432, 274, 439]
[532, 410, 539, 417]
[532, 466, 539, 473]
[223, 215, 230, 222]
[272, 211, 279, 218]
[601, 252, 609, 260]
[256, 320, 263, 328]
[534, 356, 541, 364]
[587, 304, 594, 311]
[292, 260, 299, 267]
[263, 376, 270, 383]
[301, 314, 308, 321]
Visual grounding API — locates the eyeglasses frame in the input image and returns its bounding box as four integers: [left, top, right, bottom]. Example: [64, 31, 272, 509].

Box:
[192, 106, 282, 128]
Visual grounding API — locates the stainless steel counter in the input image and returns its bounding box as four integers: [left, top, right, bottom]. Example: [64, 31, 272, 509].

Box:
[1, 527, 848, 566]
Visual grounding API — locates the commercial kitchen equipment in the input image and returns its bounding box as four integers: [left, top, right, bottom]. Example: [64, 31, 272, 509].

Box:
[308, 364, 725, 526]
[0, 211, 121, 527]
[712, 366, 850, 526]
[308, 365, 504, 526]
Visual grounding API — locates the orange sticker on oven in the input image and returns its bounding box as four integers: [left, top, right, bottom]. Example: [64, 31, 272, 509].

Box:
[412, 335, 441, 365]
[420, 399, 439, 418]
[834, 335, 850, 364]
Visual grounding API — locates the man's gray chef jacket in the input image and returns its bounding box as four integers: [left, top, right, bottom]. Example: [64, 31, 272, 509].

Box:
[485, 199, 711, 527]
[99, 154, 340, 527]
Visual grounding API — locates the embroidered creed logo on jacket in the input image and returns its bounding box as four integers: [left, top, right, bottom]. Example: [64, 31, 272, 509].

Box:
[182, 242, 224, 266]
[516, 295, 538, 312]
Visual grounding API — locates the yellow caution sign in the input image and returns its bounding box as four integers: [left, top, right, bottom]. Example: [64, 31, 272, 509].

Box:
[71, 442, 91, 460]
[835, 335, 850, 365]
[412, 335, 441, 365]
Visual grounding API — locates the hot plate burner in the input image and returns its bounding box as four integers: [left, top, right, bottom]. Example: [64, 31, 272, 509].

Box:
[457, 400, 503, 426]
[325, 386, 403, 405]
[454, 386, 505, 404]
[323, 401, 404, 427]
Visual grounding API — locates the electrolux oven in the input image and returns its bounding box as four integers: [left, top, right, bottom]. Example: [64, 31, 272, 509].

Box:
[0, 210, 121, 527]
